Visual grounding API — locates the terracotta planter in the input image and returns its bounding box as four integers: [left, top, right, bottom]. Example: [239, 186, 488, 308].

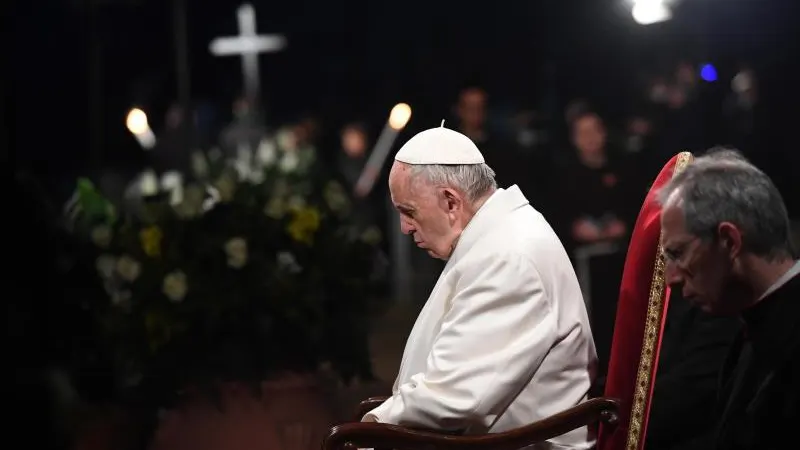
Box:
[150, 375, 334, 450]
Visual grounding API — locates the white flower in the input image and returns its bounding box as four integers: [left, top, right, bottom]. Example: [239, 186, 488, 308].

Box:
[256, 138, 277, 167]
[278, 152, 300, 173]
[160, 171, 184, 205]
[277, 129, 298, 151]
[91, 225, 112, 248]
[95, 254, 117, 279]
[248, 168, 265, 185]
[190, 150, 209, 179]
[224, 237, 248, 269]
[277, 251, 302, 274]
[140, 170, 159, 196]
[233, 143, 255, 180]
[175, 184, 205, 219]
[213, 173, 237, 202]
[162, 270, 188, 303]
[116, 255, 141, 282]
[203, 185, 221, 212]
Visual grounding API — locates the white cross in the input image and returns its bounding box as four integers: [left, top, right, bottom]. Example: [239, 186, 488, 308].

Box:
[209, 3, 287, 103]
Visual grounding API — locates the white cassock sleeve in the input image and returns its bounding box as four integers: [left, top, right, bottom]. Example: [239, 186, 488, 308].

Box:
[362, 253, 557, 430]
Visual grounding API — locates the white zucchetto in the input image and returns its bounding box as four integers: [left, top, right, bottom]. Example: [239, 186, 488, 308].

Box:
[394, 122, 485, 165]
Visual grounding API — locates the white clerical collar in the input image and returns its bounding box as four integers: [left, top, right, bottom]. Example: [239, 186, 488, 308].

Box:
[758, 259, 800, 301]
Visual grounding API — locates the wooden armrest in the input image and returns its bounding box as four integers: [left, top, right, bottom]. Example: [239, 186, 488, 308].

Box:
[325, 397, 620, 450]
[354, 396, 390, 421]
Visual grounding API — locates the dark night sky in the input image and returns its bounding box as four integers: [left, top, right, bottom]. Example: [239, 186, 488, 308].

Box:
[10, 0, 799, 187]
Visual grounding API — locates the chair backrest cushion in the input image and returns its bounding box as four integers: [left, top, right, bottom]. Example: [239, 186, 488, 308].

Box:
[598, 152, 694, 450]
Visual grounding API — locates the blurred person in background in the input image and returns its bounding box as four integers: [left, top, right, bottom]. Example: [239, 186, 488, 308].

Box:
[559, 110, 636, 248]
[454, 87, 490, 145]
[337, 122, 370, 192]
[647, 62, 707, 165]
[451, 87, 526, 195]
[558, 109, 638, 377]
[723, 67, 765, 165]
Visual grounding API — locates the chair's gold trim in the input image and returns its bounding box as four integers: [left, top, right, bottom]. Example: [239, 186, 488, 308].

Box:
[624, 152, 694, 450]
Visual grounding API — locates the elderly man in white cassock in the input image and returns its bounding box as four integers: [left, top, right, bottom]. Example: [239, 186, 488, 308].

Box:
[362, 124, 597, 449]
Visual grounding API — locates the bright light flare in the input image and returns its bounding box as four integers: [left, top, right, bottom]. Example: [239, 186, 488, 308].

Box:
[125, 108, 156, 149]
[388, 103, 412, 131]
[126, 108, 150, 134]
[632, 0, 672, 25]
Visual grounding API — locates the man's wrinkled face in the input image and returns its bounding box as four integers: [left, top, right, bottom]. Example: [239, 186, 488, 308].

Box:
[388, 162, 460, 260]
[660, 200, 738, 314]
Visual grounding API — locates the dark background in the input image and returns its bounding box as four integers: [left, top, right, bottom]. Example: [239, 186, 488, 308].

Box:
[9, 0, 799, 201]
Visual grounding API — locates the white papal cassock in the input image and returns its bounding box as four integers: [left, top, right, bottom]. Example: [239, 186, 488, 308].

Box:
[364, 185, 597, 449]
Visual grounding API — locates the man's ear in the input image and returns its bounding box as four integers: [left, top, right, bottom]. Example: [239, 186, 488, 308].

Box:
[717, 222, 742, 258]
[442, 188, 461, 212]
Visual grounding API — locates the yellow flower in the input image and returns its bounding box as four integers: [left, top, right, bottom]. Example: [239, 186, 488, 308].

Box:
[140, 226, 163, 258]
[287, 207, 321, 245]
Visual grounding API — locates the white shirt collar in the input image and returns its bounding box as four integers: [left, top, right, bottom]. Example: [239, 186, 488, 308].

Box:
[758, 259, 800, 300]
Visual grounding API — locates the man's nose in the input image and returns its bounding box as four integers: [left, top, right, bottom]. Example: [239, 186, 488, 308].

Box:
[400, 220, 414, 235]
[664, 262, 683, 287]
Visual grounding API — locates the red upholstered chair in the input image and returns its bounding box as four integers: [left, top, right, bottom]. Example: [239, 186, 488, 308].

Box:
[322, 152, 694, 450]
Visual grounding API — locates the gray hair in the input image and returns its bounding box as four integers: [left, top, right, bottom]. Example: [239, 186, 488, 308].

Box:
[410, 163, 497, 203]
[657, 148, 792, 261]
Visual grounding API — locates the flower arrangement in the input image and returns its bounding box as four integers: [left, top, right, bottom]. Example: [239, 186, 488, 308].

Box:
[67, 139, 387, 405]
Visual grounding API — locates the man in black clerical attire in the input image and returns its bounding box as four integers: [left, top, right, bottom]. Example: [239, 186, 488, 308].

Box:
[657, 148, 800, 450]
[646, 290, 742, 450]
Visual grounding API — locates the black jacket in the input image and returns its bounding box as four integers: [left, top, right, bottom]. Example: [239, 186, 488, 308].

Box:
[645, 292, 742, 450]
[711, 270, 800, 449]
